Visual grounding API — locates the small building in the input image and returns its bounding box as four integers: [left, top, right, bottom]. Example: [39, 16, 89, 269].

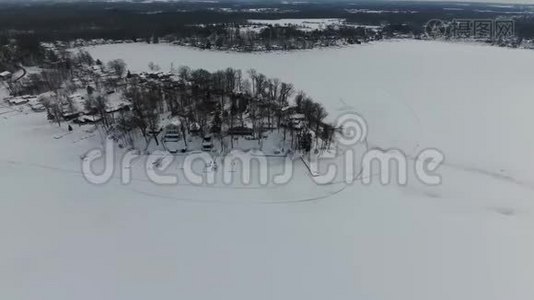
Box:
[62, 111, 81, 121]
[163, 127, 181, 143]
[8, 97, 29, 105]
[0, 71, 12, 81]
[29, 102, 46, 112]
[162, 118, 181, 138]
[202, 136, 214, 151]
[227, 126, 254, 136]
[105, 102, 130, 114]
[289, 113, 306, 130]
[73, 114, 101, 125]
[189, 122, 201, 135]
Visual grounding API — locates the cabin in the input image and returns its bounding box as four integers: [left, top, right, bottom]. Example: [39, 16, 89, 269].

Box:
[189, 122, 201, 135]
[163, 121, 181, 142]
[8, 97, 30, 105]
[67, 93, 85, 104]
[29, 102, 46, 112]
[162, 120, 185, 153]
[73, 115, 101, 125]
[163, 129, 180, 142]
[0, 71, 12, 81]
[105, 103, 130, 114]
[62, 111, 81, 121]
[289, 113, 306, 130]
[227, 126, 254, 136]
[202, 136, 214, 151]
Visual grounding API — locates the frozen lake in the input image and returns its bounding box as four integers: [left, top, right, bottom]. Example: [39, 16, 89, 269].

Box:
[86, 40, 534, 182]
[0, 40, 533, 300]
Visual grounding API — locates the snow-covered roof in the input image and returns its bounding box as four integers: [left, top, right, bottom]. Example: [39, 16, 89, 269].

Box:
[105, 102, 130, 113]
[68, 93, 83, 100]
[8, 97, 29, 105]
[169, 117, 181, 127]
[190, 122, 201, 131]
[281, 105, 297, 112]
[77, 115, 101, 123]
[38, 91, 56, 99]
[30, 102, 44, 108]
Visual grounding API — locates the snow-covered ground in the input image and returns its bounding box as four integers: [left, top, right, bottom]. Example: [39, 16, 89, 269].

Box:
[1, 40, 534, 300]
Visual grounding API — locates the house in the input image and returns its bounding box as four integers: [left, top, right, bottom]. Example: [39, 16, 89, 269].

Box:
[73, 114, 101, 125]
[37, 91, 57, 104]
[0, 71, 12, 81]
[68, 93, 85, 103]
[8, 97, 29, 105]
[227, 126, 254, 136]
[189, 122, 201, 135]
[163, 123, 181, 142]
[281, 105, 297, 114]
[202, 136, 214, 151]
[105, 102, 130, 114]
[289, 113, 306, 130]
[29, 102, 46, 112]
[62, 111, 81, 121]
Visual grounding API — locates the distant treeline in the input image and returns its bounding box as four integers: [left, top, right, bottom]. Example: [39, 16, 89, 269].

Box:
[2, 1, 534, 45]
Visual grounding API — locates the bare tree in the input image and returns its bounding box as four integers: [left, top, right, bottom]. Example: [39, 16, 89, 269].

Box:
[148, 62, 161, 72]
[107, 59, 127, 77]
[50, 101, 63, 127]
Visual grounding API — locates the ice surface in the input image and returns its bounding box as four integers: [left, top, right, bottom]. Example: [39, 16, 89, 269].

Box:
[1, 40, 534, 300]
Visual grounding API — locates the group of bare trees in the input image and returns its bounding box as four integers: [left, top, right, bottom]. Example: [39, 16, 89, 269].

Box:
[115, 65, 335, 151]
[166, 23, 376, 51]
[107, 59, 127, 77]
[13, 45, 334, 152]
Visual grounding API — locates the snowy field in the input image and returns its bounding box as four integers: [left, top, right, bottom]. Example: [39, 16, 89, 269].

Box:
[1, 40, 534, 300]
